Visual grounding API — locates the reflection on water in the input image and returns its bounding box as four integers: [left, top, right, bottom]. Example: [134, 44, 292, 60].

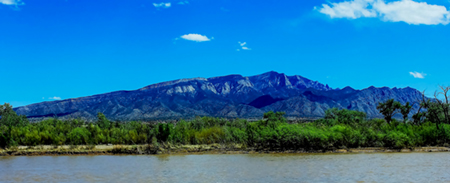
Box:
[1, 153, 450, 182]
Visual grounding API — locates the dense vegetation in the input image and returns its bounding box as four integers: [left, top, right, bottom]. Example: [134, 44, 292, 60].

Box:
[1, 87, 450, 150]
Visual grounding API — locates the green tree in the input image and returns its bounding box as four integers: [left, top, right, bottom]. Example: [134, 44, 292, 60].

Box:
[422, 99, 445, 130]
[68, 127, 91, 145]
[0, 103, 29, 127]
[0, 103, 29, 147]
[324, 108, 366, 125]
[261, 111, 286, 128]
[377, 99, 402, 124]
[156, 123, 172, 142]
[400, 102, 413, 122]
[96, 112, 111, 129]
[412, 111, 426, 125]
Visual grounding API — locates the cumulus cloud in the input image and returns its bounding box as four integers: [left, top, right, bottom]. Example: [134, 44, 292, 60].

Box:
[237, 42, 251, 51]
[317, 0, 450, 25]
[153, 2, 171, 8]
[409, 71, 426, 79]
[374, 0, 450, 25]
[178, 1, 189, 5]
[319, 0, 377, 19]
[180, 34, 211, 42]
[0, 0, 24, 6]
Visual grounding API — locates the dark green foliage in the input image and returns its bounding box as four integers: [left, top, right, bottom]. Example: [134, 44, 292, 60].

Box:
[377, 99, 416, 124]
[400, 102, 412, 122]
[68, 127, 91, 145]
[422, 100, 443, 124]
[412, 111, 427, 125]
[0, 103, 29, 127]
[96, 112, 111, 129]
[260, 111, 286, 128]
[156, 123, 172, 142]
[324, 108, 366, 126]
[377, 99, 402, 124]
[0, 103, 29, 147]
[2, 105, 450, 150]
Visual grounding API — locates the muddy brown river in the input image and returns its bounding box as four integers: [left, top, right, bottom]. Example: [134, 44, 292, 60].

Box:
[1, 153, 449, 182]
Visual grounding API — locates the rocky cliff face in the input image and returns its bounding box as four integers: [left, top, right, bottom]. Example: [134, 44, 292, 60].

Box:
[14, 71, 424, 121]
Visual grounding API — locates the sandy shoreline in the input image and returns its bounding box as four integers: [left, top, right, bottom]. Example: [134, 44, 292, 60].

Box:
[1, 144, 450, 156]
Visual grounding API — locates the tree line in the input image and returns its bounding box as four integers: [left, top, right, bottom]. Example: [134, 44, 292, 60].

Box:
[1, 86, 449, 150]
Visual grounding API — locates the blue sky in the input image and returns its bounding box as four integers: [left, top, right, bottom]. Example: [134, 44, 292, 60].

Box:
[1, 0, 450, 107]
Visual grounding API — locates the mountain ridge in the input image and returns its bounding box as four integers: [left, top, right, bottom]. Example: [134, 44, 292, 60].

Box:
[14, 71, 424, 121]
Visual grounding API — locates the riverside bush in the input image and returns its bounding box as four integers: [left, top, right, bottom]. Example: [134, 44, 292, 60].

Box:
[2, 106, 450, 150]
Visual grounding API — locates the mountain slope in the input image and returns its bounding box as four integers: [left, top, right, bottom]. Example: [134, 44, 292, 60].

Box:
[14, 71, 424, 121]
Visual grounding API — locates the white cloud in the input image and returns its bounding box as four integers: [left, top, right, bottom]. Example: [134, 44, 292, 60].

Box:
[180, 34, 211, 42]
[238, 41, 251, 51]
[409, 71, 426, 79]
[48, 96, 62, 100]
[319, 0, 377, 19]
[373, 0, 450, 25]
[153, 2, 171, 8]
[0, 0, 24, 6]
[178, 1, 189, 5]
[317, 0, 450, 25]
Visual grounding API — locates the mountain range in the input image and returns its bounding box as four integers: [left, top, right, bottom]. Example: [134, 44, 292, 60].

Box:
[14, 71, 424, 121]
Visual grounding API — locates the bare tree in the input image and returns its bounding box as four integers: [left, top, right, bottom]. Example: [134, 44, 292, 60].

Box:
[412, 91, 426, 125]
[434, 85, 450, 124]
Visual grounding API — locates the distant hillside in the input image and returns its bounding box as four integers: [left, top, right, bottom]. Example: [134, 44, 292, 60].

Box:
[14, 71, 424, 121]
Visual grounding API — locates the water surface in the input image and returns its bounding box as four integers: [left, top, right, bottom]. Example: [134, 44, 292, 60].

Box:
[1, 153, 449, 182]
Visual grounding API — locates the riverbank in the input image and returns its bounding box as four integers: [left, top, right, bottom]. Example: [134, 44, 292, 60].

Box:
[1, 144, 450, 156]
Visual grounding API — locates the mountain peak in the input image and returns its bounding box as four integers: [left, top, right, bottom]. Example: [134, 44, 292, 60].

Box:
[253, 71, 286, 78]
[263, 70, 281, 75]
[249, 71, 292, 89]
